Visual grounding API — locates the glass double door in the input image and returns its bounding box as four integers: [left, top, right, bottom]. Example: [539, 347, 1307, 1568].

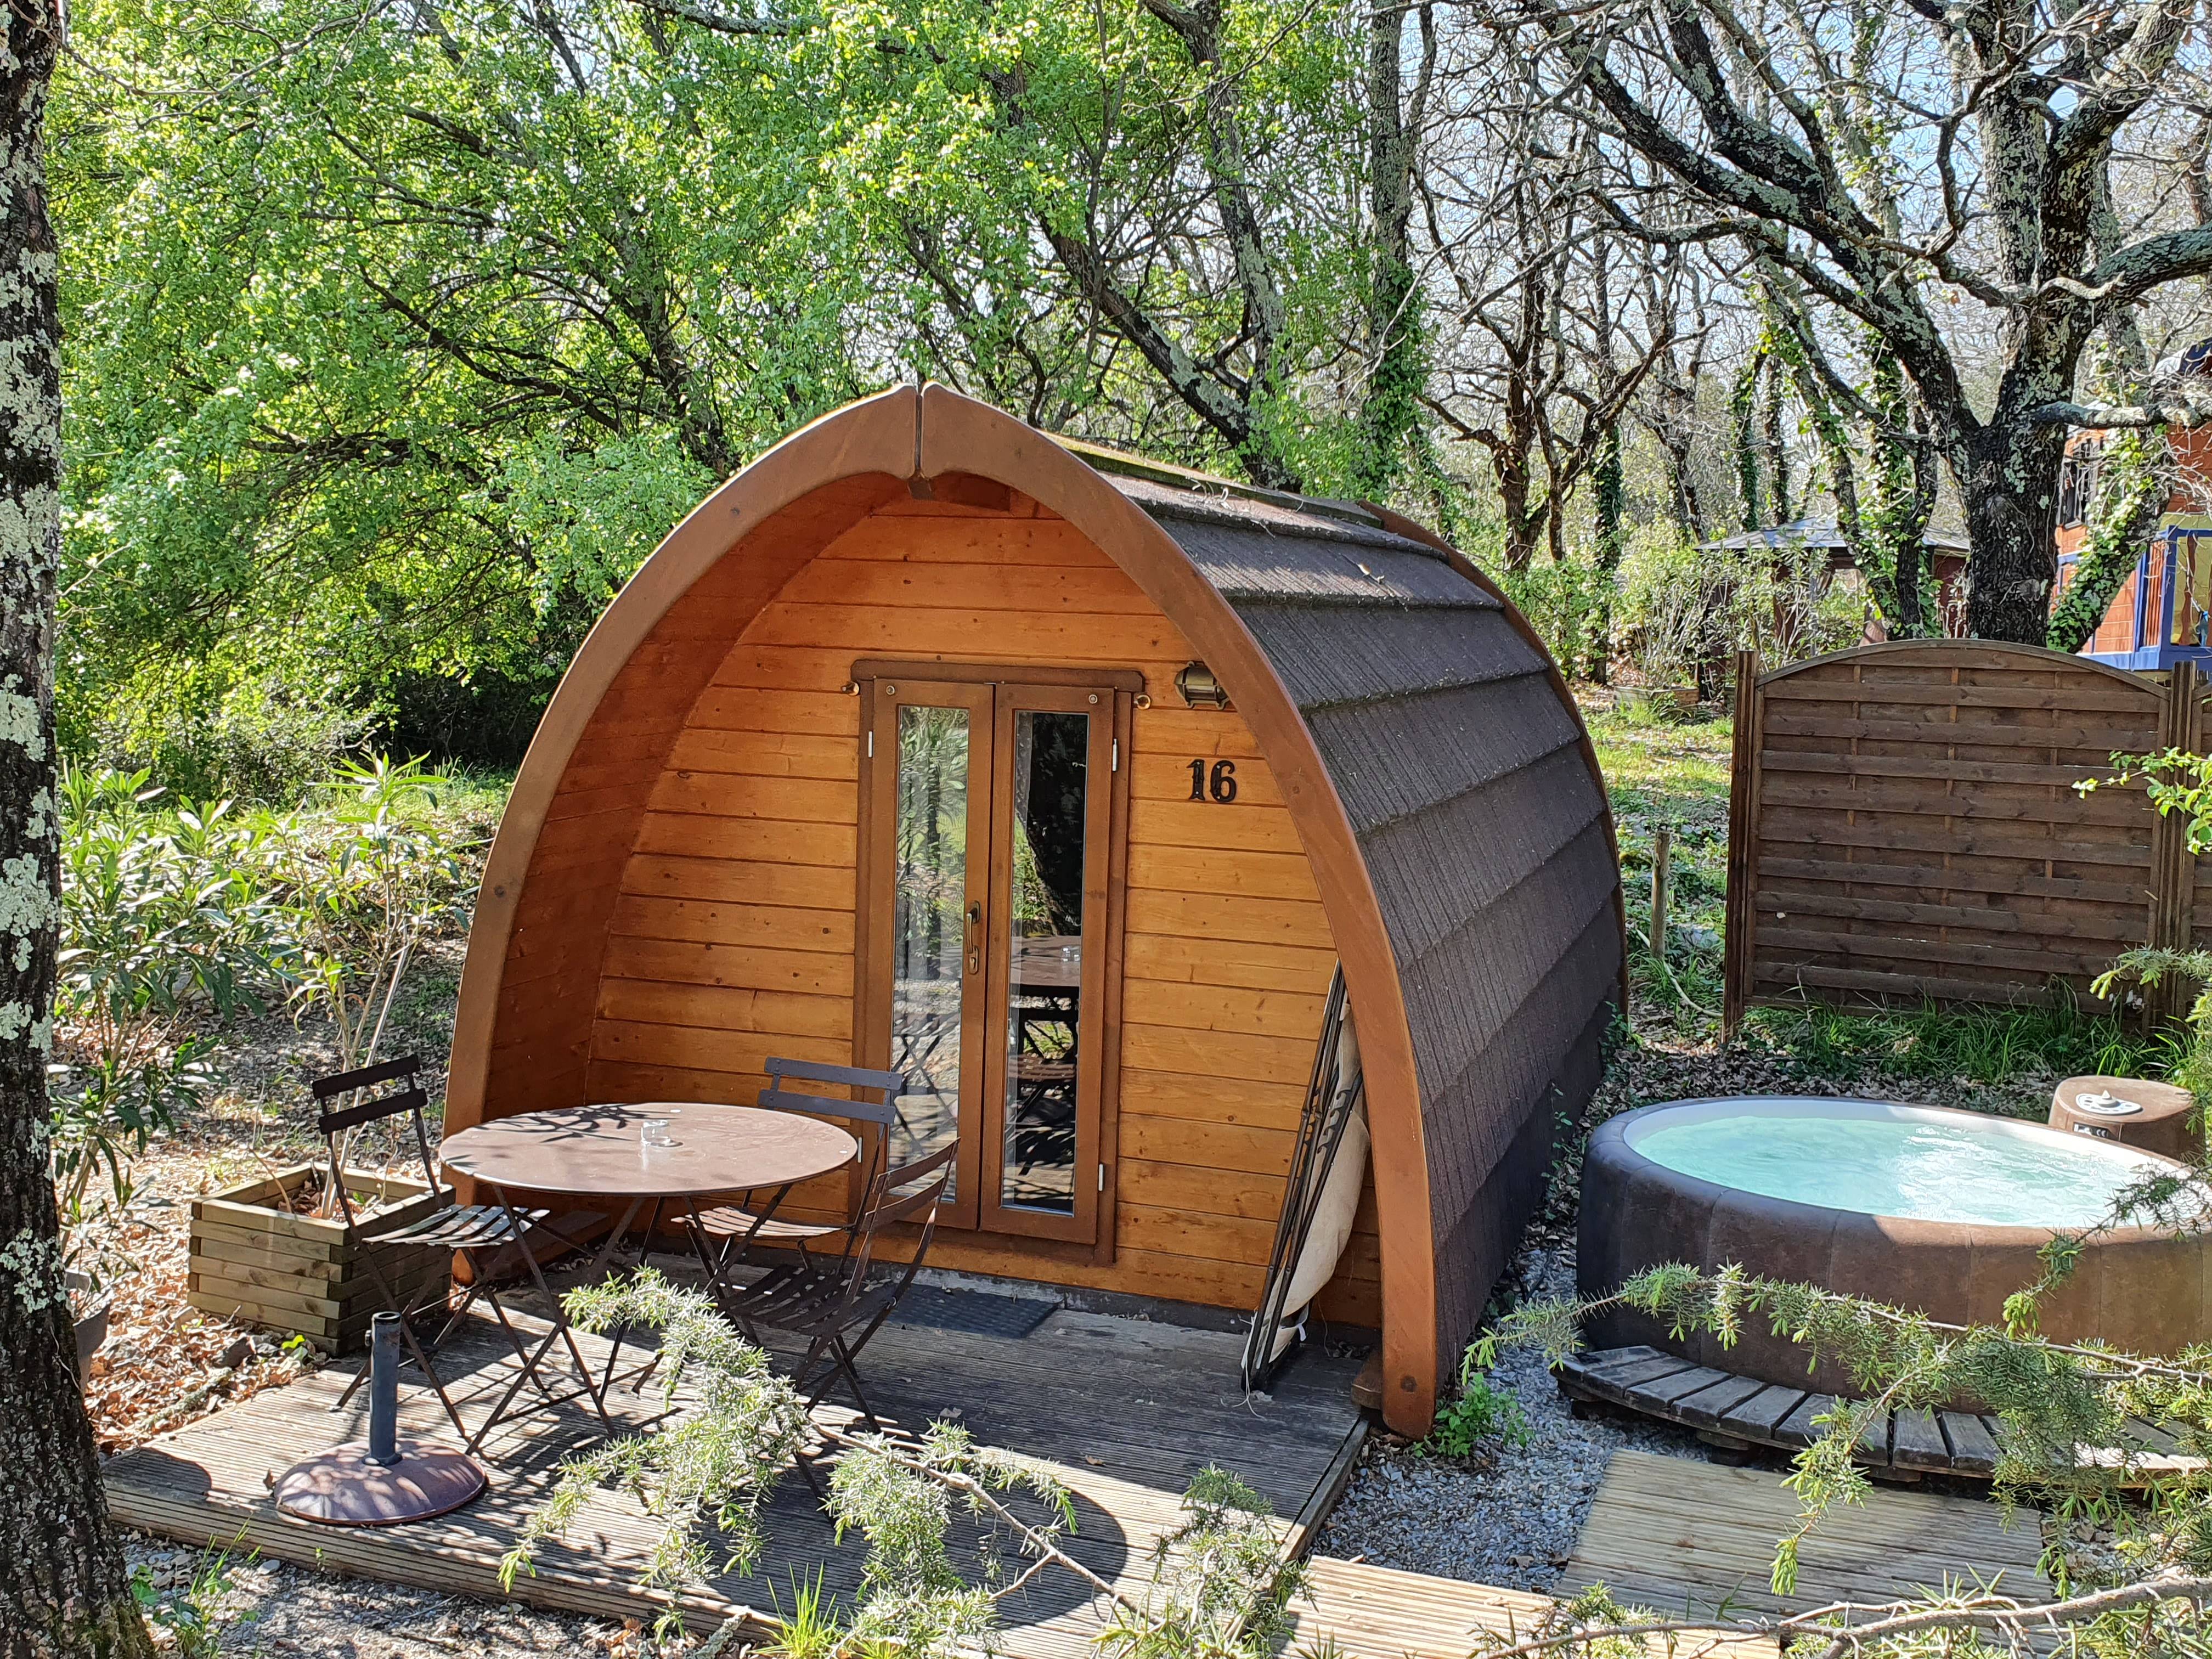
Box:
[859, 674, 1118, 1243]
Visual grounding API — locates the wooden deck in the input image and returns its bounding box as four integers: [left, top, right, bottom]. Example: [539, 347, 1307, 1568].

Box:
[104, 1294, 1366, 1655]
[1559, 1448, 2053, 1624]
[1291, 1555, 1785, 1657]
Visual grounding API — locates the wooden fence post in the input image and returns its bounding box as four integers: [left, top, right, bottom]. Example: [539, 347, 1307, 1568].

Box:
[1651, 823, 1673, 961]
[1721, 649, 1761, 1038]
[2145, 661, 2203, 1026]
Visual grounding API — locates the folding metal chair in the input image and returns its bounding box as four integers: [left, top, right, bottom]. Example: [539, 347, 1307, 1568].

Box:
[318, 1057, 555, 1447]
[689, 1058, 904, 1288]
[709, 1141, 955, 1430]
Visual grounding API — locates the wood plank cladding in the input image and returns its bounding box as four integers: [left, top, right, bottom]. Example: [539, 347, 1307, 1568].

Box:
[1723, 641, 2199, 1025]
[581, 497, 1378, 1324]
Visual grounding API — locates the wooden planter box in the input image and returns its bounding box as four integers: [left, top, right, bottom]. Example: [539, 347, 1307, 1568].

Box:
[187, 1166, 455, 1353]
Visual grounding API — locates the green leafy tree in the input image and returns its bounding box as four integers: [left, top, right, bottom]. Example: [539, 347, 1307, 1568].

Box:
[57, 0, 871, 772]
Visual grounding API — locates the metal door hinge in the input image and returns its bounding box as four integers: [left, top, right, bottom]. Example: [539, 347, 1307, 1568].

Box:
[1097, 1163, 1106, 1192]
[1111, 738, 1119, 771]
[866, 731, 874, 758]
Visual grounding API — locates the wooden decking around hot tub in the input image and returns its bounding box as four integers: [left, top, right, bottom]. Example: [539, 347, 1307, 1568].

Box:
[1558, 1345, 2202, 1482]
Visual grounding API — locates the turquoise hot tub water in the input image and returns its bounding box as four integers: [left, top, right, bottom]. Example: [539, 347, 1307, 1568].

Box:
[1630, 1103, 2188, 1229]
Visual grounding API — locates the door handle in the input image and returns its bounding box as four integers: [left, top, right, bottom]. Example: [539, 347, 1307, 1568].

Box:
[966, 902, 983, 975]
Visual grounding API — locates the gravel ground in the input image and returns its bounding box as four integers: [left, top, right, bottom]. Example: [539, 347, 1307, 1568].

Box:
[1313, 1031, 2062, 1592]
[121, 1533, 662, 1656]
[1313, 1242, 1717, 1591]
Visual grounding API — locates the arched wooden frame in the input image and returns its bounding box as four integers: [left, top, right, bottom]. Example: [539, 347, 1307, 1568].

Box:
[450, 382, 1585, 1434]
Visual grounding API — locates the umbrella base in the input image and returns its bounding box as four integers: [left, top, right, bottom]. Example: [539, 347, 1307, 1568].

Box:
[272, 1443, 488, 1527]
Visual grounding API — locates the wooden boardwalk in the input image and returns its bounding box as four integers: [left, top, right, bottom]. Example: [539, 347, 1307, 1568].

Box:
[105, 1296, 1365, 1656]
[1559, 1346, 2200, 1481]
[1558, 1345, 2009, 1476]
[1559, 1449, 2052, 1624]
[1293, 1555, 1775, 1657]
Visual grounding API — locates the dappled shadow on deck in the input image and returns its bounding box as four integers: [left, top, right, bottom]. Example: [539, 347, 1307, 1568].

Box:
[103, 1286, 1366, 1656]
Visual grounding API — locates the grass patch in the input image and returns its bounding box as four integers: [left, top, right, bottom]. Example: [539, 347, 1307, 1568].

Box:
[1585, 702, 1733, 827]
[1745, 996, 2179, 1098]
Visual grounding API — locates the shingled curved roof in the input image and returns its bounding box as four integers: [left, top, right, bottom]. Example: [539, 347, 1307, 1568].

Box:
[447, 385, 1624, 1435]
[1103, 472, 1626, 1354]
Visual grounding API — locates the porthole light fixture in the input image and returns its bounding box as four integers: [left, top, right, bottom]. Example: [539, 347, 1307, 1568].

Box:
[1176, 662, 1231, 710]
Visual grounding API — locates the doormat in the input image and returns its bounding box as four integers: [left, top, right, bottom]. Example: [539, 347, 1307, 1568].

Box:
[893, 1286, 1058, 1340]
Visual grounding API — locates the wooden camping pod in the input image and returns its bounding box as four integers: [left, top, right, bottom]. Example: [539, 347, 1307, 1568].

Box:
[447, 386, 1624, 1434]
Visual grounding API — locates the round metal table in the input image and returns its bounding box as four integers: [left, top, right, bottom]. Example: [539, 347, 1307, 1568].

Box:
[441, 1102, 859, 1201]
[438, 1103, 859, 1441]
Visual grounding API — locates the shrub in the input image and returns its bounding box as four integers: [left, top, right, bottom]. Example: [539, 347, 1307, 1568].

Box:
[1615, 521, 1713, 687]
[1495, 556, 1611, 677]
[1615, 521, 1870, 687]
[50, 769, 293, 1272]
[86, 668, 370, 803]
[268, 756, 478, 1081]
[1424, 1364, 1531, 1457]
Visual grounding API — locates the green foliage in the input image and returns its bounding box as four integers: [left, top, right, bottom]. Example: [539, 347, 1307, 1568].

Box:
[54, 0, 1387, 775]
[58, 0, 857, 778]
[129, 1534, 258, 1658]
[504, 1272, 812, 1600]
[50, 769, 294, 1270]
[84, 673, 373, 806]
[514, 1274, 1308, 1658]
[2084, 748, 2212, 857]
[2083, 749, 2212, 1160]
[1495, 556, 1612, 678]
[269, 757, 479, 1096]
[1745, 995, 2171, 1095]
[50, 755, 491, 1260]
[1095, 1466, 1308, 1659]
[828, 1422, 1067, 1656]
[1542, 1583, 1658, 1659]
[1612, 516, 1867, 689]
[1423, 1363, 1531, 1458]
[760, 1571, 844, 1659]
[1614, 520, 1714, 689]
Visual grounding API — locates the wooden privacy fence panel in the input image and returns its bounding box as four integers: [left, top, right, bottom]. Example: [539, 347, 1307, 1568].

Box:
[1722, 640, 2205, 1026]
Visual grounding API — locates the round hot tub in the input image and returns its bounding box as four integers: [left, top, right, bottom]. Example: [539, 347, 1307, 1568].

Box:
[1580, 1097, 2211, 1391]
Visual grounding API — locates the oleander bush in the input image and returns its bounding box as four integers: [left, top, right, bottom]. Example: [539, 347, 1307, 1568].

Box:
[49, 758, 491, 1257]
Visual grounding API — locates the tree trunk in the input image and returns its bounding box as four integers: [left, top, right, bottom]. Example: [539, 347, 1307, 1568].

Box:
[0, 4, 154, 1654]
[1865, 343, 1931, 639]
[1761, 358, 1791, 523]
[1731, 352, 1764, 531]
[1960, 418, 2064, 644]
[1354, 0, 1425, 501]
[1589, 421, 1624, 682]
[1497, 450, 1538, 572]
